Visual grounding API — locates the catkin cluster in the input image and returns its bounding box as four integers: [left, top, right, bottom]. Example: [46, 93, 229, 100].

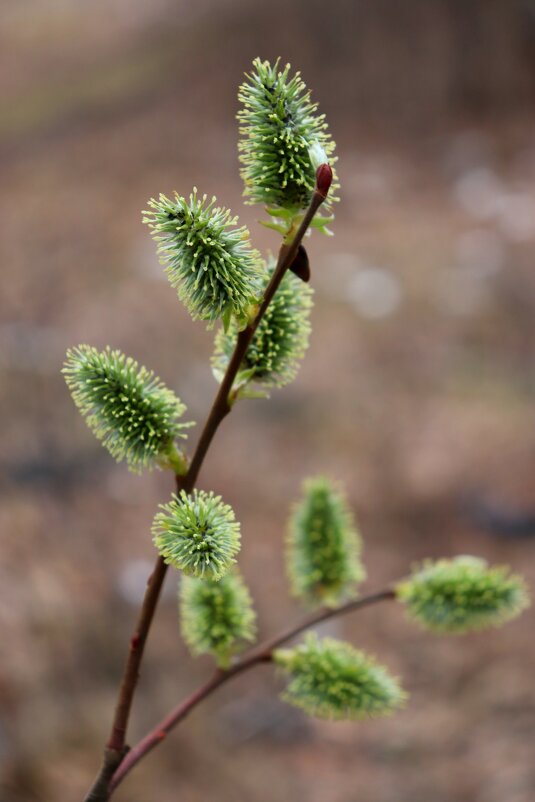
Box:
[64, 59, 529, 732]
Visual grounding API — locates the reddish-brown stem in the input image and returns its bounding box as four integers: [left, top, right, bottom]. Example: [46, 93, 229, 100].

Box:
[106, 557, 167, 753]
[84, 184, 329, 802]
[110, 588, 396, 791]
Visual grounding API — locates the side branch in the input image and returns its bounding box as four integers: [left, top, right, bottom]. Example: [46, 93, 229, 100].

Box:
[110, 587, 395, 791]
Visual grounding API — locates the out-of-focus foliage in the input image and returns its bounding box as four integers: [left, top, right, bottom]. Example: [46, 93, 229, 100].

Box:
[274, 634, 406, 720]
[180, 570, 256, 667]
[397, 556, 530, 633]
[287, 477, 365, 607]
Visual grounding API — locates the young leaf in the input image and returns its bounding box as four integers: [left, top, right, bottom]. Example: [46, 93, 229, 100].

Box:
[287, 477, 366, 608]
[63, 345, 191, 473]
[396, 556, 530, 633]
[143, 189, 262, 327]
[152, 490, 241, 580]
[180, 570, 256, 667]
[274, 634, 406, 720]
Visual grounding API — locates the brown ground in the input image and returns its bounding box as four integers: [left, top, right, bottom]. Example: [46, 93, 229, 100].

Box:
[1, 4, 534, 802]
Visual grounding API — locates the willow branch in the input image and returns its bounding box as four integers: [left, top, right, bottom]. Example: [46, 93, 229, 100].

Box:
[185, 186, 327, 485]
[84, 180, 330, 801]
[110, 587, 396, 792]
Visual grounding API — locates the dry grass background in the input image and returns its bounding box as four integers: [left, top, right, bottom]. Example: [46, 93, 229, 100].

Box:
[1, 2, 535, 801]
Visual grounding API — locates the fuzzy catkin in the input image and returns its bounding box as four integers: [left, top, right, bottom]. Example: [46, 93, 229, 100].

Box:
[397, 556, 529, 633]
[287, 477, 365, 607]
[212, 261, 313, 389]
[63, 345, 191, 472]
[153, 490, 241, 580]
[144, 189, 262, 328]
[180, 571, 256, 667]
[274, 634, 406, 720]
[238, 58, 338, 216]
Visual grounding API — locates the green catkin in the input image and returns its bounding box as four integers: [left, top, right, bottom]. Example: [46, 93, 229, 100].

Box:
[63, 345, 191, 473]
[180, 570, 257, 667]
[152, 490, 241, 580]
[274, 634, 406, 720]
[396, 556, 530, 633]
[212, 260, 313, 389]
[287, 477, 366, 608]
[238, 58, 338, 222]
[143, 189, 263, 328]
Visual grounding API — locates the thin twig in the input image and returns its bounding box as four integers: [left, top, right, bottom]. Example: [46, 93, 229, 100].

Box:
[110, 588, 395, 791]
[84, 185, 329, 802]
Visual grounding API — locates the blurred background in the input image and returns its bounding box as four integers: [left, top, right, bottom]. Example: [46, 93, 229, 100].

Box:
[1, 1, 535, 800]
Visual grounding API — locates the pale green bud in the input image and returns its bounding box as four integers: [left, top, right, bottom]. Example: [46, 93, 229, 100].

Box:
[397, 556, 529, 633]
[274, 634, 406, 720]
